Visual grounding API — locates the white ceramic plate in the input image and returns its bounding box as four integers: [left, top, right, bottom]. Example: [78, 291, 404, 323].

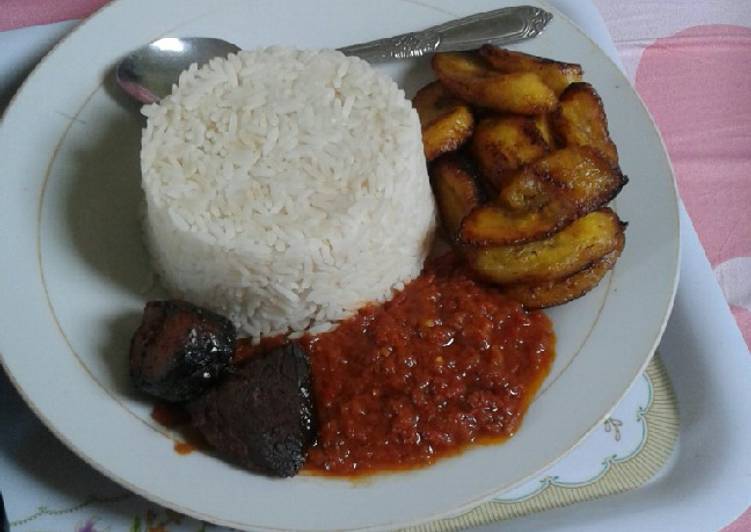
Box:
[0, 0, 679, 530]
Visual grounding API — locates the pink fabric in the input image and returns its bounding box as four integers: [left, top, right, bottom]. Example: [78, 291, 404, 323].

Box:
[634, 24, 751, 348]
[0, 0, 107, 31]
[595, 2, 751, 529]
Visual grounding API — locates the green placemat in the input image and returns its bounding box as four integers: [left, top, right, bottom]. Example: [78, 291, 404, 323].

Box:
[406, 353, 679, 531]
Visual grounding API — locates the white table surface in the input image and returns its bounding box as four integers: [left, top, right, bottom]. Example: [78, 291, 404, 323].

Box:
[1, 1, 750, 531]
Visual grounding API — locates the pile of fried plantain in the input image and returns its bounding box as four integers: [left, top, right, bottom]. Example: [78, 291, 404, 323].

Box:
[413, 46, 628, 309]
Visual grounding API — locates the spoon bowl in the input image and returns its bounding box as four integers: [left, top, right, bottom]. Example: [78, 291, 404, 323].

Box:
[116, 37, 240, 104]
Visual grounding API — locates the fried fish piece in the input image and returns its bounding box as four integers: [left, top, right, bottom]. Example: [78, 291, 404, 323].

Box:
[552, 82, 619, 166]
[461, 147, 627, 246]
[189, 342, 316, 478]
[430, 154, 482, 239]
[129, 300, 236, 402]
[503, 241, 624, 309]
[432, 52, 557, 115]
[467, 208, 626, 285]
[413, 81, 475, 161]
[479, 45, 583, 96]
[470, 115, 550, 191]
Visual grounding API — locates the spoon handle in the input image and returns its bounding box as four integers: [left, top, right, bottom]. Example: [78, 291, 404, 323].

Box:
[338, 5, 552, 62]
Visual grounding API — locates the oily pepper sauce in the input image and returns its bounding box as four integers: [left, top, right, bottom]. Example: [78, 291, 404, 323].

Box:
[300, 253, 555, 475]
[157, 253, 555, 474]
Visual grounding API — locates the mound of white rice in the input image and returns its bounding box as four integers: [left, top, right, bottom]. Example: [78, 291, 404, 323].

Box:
[141, 47, 435, 338]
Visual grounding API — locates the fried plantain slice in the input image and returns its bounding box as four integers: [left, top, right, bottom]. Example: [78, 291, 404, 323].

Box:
[460, 192, 575, 246]
[496, 165, 550, 210]
[430, 154, 482, 239]
[534, 113, 557, 148]
[502, 238, 624, 309]
[515, 146, 627, 209]
[467, 208, 626, 285]
[552, 82, 619, 166]
[470, 115, 550, 191]
[461, 147, 627, 246]
[432, 52, 558, 115]
[479, 45, 583, 96]
[413, 81, 475, 161]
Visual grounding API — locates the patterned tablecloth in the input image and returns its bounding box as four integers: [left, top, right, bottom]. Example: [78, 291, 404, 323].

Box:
[1, 1, 750, 530]
[592, 7, 751, 527]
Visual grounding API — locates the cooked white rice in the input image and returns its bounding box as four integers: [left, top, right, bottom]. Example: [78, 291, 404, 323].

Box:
[140, 47, 435, 338]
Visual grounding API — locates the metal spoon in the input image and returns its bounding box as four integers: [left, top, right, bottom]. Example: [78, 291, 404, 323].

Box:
[115, 5, 552, 104]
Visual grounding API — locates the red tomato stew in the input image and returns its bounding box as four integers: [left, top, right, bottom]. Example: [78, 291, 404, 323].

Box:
[301, 253, 555, 475]
[159, 253, 555, 475]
